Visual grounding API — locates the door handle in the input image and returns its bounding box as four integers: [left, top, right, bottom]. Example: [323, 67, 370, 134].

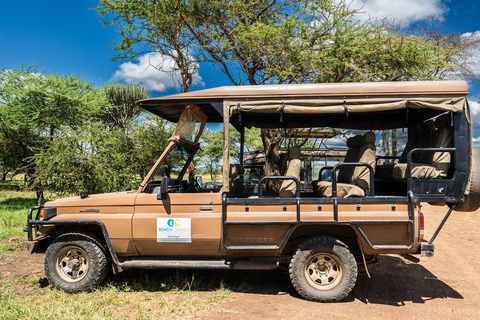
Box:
[199, 206, 214, 212]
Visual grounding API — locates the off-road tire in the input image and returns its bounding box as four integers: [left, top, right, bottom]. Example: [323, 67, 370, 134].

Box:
[453, 149, 480, 212]
[289, 235, 357, 302]
[44, 233, 108, 293]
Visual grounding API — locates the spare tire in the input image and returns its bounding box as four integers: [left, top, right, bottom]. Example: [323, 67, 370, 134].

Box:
[453, 148, 480, 212]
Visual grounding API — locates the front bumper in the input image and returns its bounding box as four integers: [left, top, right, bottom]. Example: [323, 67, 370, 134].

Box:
[25, 205, 51, 253]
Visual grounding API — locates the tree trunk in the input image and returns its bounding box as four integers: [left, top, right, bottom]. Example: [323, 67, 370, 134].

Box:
[261, 129, 287, 192]
[382, 130, 390, 163]
[392, 129, 397, 157]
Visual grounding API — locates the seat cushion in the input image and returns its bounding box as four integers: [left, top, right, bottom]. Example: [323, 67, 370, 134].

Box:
[392, 163, 441, 179]
[314, 181, 365, 198]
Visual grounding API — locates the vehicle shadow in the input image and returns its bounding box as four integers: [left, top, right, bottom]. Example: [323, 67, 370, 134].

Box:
[348, 255, 463, 305]
[102, 255, 462, 306]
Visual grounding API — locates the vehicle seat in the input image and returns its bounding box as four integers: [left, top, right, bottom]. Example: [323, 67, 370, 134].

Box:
[228, 164, 243, 198]
[338, 135, 363, 183]
[376, 123, 421, 179]
[392, 116, 452, 179]
[314, 132, 376, 198]
[279, 147, 301, 198]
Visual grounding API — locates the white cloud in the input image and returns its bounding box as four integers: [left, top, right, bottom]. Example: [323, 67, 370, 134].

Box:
[473, 137, 480, 150]
[112, 53, 204, 92]
[347, 0, 447, 27]
[469, 98, 480, 130]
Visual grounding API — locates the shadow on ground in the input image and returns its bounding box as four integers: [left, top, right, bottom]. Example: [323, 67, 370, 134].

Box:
[99, 255, 461, 305]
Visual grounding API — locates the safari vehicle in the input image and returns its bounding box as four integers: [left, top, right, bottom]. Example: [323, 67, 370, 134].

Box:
[26, 81, 480, 302]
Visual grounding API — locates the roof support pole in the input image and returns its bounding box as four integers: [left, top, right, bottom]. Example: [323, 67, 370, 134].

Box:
[223, 102, 230, 193]
[240, 126, 245, 167]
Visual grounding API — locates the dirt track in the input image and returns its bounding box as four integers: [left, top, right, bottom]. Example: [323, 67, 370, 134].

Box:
[4, 204, 480, 319]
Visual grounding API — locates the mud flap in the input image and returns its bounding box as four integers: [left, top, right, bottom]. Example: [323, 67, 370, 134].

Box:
[421, 242, 435, 257]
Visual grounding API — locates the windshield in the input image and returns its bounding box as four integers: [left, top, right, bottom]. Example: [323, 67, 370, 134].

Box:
[152, 145, 192, 181]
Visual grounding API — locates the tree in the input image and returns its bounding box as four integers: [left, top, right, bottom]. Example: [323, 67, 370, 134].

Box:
[102, 81, 150, 129]
[0, 67, 108, 194]
[95, 0, 475, 175]
[96, 1, 199, 92]
[33, 123, 136, 197]
[198, 129, 223, 181]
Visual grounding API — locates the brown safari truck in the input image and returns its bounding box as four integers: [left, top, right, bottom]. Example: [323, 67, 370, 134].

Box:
[26, 81, 480, 302]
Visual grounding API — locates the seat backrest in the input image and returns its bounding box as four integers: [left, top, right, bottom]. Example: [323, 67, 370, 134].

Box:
[417, 120, 437, 164]
[279, 146, 301, 198]
[430, 114, 453, 177]
[351, 132, 376, 191]
[338, 135, 362, 184]
[228, 164, 243, 198]
[399, 124, 418, 163]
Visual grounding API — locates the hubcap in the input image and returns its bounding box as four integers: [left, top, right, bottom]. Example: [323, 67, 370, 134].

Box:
[304, 253, 342, 290]
[56, 246, 89, 283]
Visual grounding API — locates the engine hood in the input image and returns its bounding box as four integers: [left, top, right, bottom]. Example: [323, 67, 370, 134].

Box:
[45, 191, 137, 208]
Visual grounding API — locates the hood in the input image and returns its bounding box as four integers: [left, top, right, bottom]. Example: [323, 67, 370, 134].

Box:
[45, 191, 137, 208]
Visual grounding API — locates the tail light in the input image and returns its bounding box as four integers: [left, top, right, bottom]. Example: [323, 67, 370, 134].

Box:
[418, 211, 424, 242]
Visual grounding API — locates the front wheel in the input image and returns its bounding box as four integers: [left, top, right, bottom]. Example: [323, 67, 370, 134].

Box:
[44, 233, 108, 293]
[289, 235, 357, 302]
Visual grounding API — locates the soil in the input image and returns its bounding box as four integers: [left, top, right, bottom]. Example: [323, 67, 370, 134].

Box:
[3, 204, 480, 319]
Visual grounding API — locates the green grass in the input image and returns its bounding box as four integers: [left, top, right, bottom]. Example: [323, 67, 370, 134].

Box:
[0, 189, 37, 240]
[0, 185, 235, 319]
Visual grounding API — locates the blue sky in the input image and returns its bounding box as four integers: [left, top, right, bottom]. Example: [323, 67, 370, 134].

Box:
[1, 0, 479, 140]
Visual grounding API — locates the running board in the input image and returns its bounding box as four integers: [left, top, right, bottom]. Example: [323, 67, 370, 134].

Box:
[118, 257, 279, 270]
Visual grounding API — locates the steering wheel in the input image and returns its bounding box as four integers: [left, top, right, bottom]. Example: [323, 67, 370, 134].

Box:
[189, 175, 202, 193]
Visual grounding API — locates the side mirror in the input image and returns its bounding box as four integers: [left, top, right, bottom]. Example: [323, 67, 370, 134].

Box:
[195, 176, 203, 188]
[157, 176, 169, 200]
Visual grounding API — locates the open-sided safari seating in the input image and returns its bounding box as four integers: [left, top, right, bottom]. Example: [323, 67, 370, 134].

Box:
[26, 81, 479, 302]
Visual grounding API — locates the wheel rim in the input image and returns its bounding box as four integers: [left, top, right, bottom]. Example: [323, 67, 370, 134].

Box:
[55, 246, 89, 283]
[304, 253, 342, 290]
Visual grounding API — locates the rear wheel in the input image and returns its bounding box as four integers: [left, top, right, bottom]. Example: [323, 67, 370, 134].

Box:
[44, 233, 108, 292]
[289, 235, 357, 302]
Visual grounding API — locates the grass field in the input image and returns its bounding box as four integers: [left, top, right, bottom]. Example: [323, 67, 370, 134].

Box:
[0, 182, 238, 319]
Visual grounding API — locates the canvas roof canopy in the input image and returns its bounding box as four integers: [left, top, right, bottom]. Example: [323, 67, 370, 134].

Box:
[137, 81, 469, 130]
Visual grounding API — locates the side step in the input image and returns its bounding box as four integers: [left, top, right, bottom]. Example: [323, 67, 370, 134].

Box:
[118, 257, 279, 270]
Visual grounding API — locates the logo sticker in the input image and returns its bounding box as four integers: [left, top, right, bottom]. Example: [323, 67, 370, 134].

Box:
[157, 218, 191, 243]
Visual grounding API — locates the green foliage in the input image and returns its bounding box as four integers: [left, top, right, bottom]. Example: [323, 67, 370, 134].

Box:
[33, 124, 135, 196]
[198, 129, 223, 181]
[95, 0, 457, 86]
[0, 67, 174, 197]
[0, 67, 109, 188]
[102, 81, 150, 129]
[130, 114, 174, 181]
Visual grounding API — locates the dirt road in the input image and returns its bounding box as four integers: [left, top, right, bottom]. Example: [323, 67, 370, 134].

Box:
[207, 204, 480, 319]
[3, 204, 479, 319]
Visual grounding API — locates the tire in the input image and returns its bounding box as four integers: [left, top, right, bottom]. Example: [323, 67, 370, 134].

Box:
[44, 233, 108, 293]
[453, 149, 480, 212]
[289, 235, 357, 302]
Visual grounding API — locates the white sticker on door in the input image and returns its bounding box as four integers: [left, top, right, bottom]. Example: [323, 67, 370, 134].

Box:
[157, 218, 191, 243]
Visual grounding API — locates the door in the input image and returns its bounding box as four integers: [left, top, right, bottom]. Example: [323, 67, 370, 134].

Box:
[133, 192, 222, 256]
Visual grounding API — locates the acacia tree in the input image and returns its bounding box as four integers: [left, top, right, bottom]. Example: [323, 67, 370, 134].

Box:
[95, 0, 473, 176]
[0, 67, 107, 194]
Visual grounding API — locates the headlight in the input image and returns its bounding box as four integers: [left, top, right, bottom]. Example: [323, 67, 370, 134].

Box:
[39, 207, 57, 221]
